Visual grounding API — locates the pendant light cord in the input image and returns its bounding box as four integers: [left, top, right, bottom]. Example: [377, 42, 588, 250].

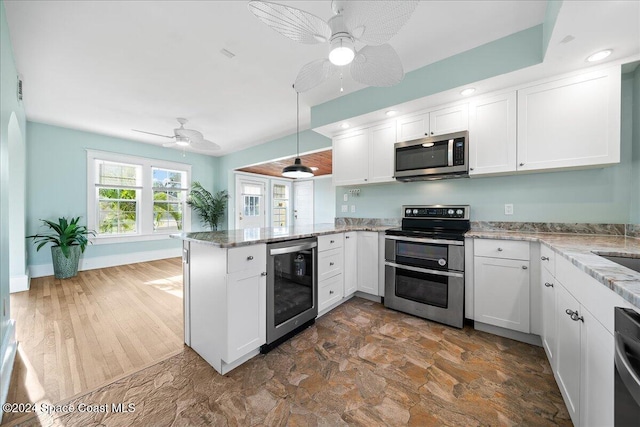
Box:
[296, 90, 300, 157]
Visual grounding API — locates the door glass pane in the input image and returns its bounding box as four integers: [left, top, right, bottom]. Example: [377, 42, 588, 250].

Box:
[273, 249, 313, 327]
[272, 183, 289, 227]
[395, 269, 448, 308]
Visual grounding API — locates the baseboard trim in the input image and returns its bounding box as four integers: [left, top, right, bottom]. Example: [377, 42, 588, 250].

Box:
[28, 247, 181, 278]
[1, 320, 17, 424]
[354, 291, 382, 303]
[474, 321, 542, 347]
[9, 274, 30, 293]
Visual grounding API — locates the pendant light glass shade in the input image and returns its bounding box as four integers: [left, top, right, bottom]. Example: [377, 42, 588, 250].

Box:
[282, 90, 314, 179]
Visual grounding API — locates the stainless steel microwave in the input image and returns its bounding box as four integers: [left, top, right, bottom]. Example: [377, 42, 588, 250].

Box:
[394, 130, 469, 181]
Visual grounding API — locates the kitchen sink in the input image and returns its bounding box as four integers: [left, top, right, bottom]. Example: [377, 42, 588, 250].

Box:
[598, 255, 640, 274]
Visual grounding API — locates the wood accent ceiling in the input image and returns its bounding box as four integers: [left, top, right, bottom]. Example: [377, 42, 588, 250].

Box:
[236, 149, 332, 178]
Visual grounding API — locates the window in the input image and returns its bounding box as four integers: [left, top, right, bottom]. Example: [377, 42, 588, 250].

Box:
[271, 181, 290, 227]
[87, 151, 191, 243]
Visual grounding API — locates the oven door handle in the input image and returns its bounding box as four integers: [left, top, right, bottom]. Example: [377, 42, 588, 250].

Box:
[385, 261, 464, 278]
[385, 235, 464, 246]
[269, 241, 317, 255]
[615, 331, 640, 407]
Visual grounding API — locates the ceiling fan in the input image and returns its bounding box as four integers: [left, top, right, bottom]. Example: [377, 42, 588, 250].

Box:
[132, 118, 220, 152]
[248, 0, 419, 92]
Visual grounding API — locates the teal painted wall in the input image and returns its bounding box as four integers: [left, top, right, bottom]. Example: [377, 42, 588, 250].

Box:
[0, 0, 26, 399]
[631, 67, 640, 224]
[216, 130, 331, 228]
[542, 1, 563, 57]
[311, 25, 543, 129]
[313, 176, 335, 224]
[335, 76, 637, 224]
[26, 122, 218, 267]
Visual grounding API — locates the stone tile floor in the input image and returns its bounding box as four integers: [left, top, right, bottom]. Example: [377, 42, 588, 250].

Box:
[8, 297, 571, 426]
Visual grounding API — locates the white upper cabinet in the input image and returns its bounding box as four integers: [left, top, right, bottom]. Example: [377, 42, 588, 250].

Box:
[396, 104, 468, 142]
[468, 92, 517, 176]
[332, 129, 369, 186]
[333, 121, 395, 186]
[429, 104, 469, 137]
[517, 66, 621, 172]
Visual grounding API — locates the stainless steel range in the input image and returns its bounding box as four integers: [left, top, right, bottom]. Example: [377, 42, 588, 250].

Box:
[384, 205, 469, 328]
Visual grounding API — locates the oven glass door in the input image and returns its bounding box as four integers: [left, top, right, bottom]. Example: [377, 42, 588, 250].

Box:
[272, 249, 314, 327]
[396, 240, 448, 270]
[396, 140, 449, 172]
[395, 267, 448, 309]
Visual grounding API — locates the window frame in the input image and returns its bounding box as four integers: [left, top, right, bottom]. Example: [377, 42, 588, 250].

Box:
[87, 150, 192, 244]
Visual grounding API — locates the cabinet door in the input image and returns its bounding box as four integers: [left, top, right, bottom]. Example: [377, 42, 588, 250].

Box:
[343, 232, 358, 296]
[580, 307, 614, 427]
[357, 231, 379, 295]
[474, 257, 530, 332]
[368, 122, 396, 183]
[468, 92, 516, 176]
[555, 283, 581, 426]
[517, 67, 621, 172]
[429, 104, 469, 136]
[225, 269, 266, 363]
[396, 112, 429, 142]
[540, 268, 557, 369]
[333, 130, 369, 186]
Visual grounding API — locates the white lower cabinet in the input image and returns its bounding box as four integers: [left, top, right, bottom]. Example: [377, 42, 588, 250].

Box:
[343, 232, 357, 296]
[540, 267, 557, 368]
[357, 231, 379, 295]
[318, 233, 344, 314]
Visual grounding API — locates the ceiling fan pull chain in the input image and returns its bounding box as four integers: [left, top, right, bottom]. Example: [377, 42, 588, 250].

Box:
[340, 71, 344, 93]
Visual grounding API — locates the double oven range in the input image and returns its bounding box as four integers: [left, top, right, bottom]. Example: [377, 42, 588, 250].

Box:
[384, 205, 469, 328]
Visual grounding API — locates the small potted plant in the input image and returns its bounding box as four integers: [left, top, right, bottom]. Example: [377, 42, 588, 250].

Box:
[187, 182, 229, 231]
[27, 217, 95, 279]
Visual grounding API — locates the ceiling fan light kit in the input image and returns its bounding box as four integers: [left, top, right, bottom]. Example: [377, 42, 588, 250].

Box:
[132, 118, 220, 153]
[248, 0, 419, 92]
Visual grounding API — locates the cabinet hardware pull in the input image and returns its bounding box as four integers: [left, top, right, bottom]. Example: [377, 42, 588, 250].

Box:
[424, 133, 429, 136]
[519, 163, 525, 166]
[261, 272, 267, 276]
[544, 282, 554, 287]
[431, 132, 434, 135]
[247, 256, 254, 261]
[329, 290, 334, 294]
[541, 256, 549, 261]
[330, 240, 335, 244]
[522, 266, 528, 270]
[329, 262, 335, 266]
[346, 236, 350, 239]
[497, 248, 503, 251]
[565, 309, 584, 322]
[470, 168, 474, 171]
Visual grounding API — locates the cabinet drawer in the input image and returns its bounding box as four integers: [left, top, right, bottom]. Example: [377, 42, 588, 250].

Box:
[318, 274, 343, 312]
[540, 244, 556, 275]
[228, 244, 266, 274]
[474, 239, 530, 261]
[318, 247, 343, 281]
[318, 233, 344, 252]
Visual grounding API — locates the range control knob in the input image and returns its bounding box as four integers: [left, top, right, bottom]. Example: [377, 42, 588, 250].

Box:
[448, 209, 454, 215]
[405, 208, 411, 215]
[412, 209, 418, 215]
[456, 209, 463, 216]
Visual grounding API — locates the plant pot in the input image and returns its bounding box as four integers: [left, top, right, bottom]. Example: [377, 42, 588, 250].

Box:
[51, 245, 81, 279]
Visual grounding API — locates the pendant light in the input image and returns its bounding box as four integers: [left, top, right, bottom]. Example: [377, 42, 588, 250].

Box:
[282, 89, 314, 179]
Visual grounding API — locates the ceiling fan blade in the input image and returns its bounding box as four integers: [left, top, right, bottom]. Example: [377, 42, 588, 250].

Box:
[132, 129, 175, 139]
[189, 139, 221, 152]
[342, 1, 419, 45]
[162, 142, 177, 148]
[350, 44, 404, 87]
[294, 59, 338, 93]
[176, 128, 204, 141]
[248, 1, 331, 44]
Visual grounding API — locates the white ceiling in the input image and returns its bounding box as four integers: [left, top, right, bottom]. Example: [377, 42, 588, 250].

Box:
[4, 0, 548, 156]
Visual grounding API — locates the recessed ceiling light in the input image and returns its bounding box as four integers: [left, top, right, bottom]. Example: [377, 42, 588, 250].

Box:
[340, 123, 350, 129]
[386, 110, 398, 117]
[310, 167, 319, 171]
[460, 88, 476, 96]
[587, 49, 612, 62]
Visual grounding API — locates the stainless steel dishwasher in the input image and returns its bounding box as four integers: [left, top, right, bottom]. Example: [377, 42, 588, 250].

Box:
[261, 237, 317, 353]
[615, 307, 640, 426]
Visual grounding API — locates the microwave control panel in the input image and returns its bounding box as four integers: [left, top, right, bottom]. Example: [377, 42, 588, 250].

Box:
[453, 138, 465, 166]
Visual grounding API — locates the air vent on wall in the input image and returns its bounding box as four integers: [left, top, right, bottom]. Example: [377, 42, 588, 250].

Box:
[17, 76, 23, 101]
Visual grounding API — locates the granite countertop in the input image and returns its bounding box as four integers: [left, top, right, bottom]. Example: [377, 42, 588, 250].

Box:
[466, 230, 640, 310]
[170, 223, 394, 248]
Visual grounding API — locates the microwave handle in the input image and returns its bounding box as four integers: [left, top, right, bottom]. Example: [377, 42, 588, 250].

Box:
[448, 138, 453, 166]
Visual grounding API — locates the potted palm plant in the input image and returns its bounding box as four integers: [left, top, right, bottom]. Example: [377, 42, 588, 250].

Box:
[27, 217, 95, 279]
[187, 182, 229, 231]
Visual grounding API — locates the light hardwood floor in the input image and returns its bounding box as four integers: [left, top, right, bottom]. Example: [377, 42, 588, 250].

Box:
[7, 258, 184, 406]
